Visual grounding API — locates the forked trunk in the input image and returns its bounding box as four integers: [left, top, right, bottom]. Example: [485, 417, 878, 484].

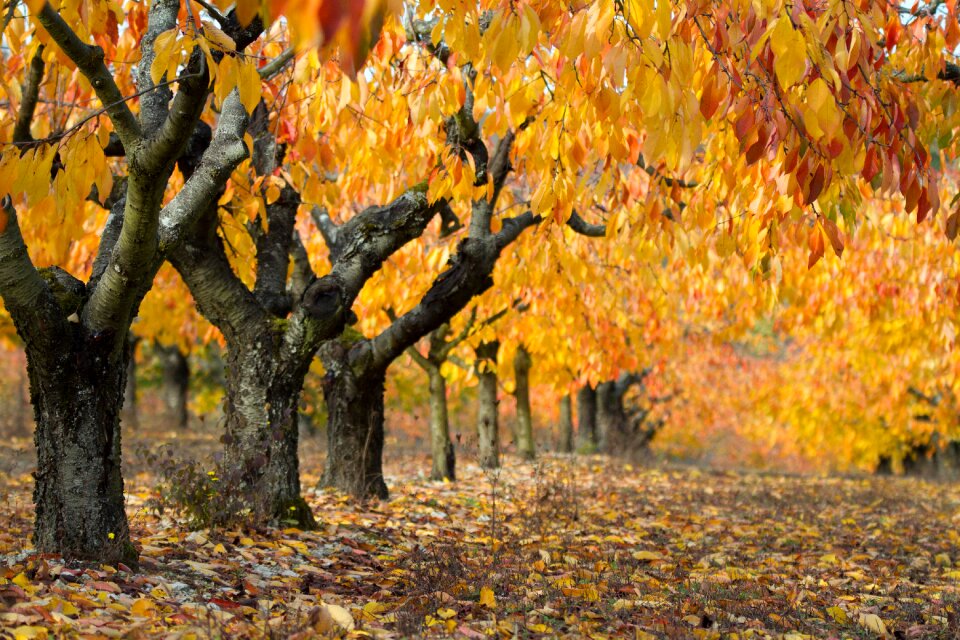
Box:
[558, 394, 573, 453]
[29, 330, 135, 565]
[428, 366, 455, 481]
[513, 346, 535, 460]
[222, 334, 316, 528]
[319, 340, 389, 499]
[475, 340, 500, 469]
[576, 384, 598, 452]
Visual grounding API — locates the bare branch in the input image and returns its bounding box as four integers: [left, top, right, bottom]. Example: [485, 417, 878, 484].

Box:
[566, 209, 606, 237]
[13, 46, 45, 145]
[259, 47, 295, 80]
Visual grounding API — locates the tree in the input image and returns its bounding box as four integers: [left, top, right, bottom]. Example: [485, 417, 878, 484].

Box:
[512, 345, 535, 460]
[474, 340, 501, 470]
[404, 319, 475, 481]
[0, 0, 256, 562]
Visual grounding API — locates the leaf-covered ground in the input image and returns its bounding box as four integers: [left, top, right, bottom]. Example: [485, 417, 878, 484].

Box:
[2, 438, 960, 639]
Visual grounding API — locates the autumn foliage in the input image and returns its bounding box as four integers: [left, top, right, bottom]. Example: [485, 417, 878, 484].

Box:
[1, 0, 960, 636]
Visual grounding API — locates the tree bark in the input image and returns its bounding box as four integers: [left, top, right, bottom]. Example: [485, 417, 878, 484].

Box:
[558, 393, 573, 453]
[122, 336, 139, 430]
[222, 329, 317, 528]
[29, 329, 136, 565]
[475, 340, 500, 469]
[428, 366, 455, 481]
[158, 343, 189, 429]
[595, 381, 619, 454]
[576, 384, 598, 452]
[513, 346, 535, 460]
[318, 337, 389, 499]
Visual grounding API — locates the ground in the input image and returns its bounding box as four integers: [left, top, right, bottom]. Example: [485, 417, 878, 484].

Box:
[1, 431, 960, 639]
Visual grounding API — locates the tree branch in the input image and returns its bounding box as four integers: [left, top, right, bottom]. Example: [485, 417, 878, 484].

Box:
[135, 0, 179, 137]
[36, 3, 141, 148]
[13, 46, 45, 145]
[0, 197, 65, 347]
[259, 46, 295, 80]
[158, 90, 250, 251]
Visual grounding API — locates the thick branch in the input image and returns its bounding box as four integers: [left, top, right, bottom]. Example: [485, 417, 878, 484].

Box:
[158, 90, 250, 251]
[566, 209, 607, 237]
[302, 188, 445, 315]
[0, 198, 65, 346]
[139, 48, 211, 174]
[36, 3, 141, 147]
[254, 184, 299, 316]
[135, 0, 179, 137]
[169, 206, 269, 341]
[13, 46, 45, 144]
[311, 206, 340, 257]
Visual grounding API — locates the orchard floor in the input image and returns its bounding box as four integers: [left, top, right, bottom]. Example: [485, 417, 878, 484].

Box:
[2, 433, 960, 638]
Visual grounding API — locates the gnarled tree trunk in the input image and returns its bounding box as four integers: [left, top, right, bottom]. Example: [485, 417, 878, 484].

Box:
[576, 384, 598, 452]
[475, 340, 500, 469]
[513, 346, 535, 460]
[596, 381, 625, 454]
[318, 338, 389, 499]
[428, 366, 455, 481]
[222, 329, 316, 528]
[558, 394, 573, 453]
[29, 329, 135, 565]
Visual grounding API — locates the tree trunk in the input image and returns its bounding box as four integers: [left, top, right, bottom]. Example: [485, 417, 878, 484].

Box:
[222, 333, 316, 528]
[28, 331, 135, 565]
[576, 384, 598, 452]
[558, 393, 573, 453]
[597, 380, 632, 453]
[475, 340, 500, 469]
[159, 344, 189, 429]
[121, 336, 139, 430]
[319, 339, 389, 499]
[428, 366, 455, 481]
[513, 346, 535, 460]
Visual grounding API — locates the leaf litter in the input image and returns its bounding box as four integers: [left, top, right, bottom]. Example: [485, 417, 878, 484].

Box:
[1, 453, 960, 638]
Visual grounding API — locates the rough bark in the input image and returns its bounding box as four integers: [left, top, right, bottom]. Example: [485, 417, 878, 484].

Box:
[513, 346, 535, 460]
[558, 394, 574, 453]
[222, 327, 317, 528]
[29, 327, 136, 565]
[576, 384, 598, 452]
[428, 366, 455, 481]
[122, 336, 139, 430]
[318, 336, 389, 499]
[158, 343, 190, 429]
[475, 340, 500, 469]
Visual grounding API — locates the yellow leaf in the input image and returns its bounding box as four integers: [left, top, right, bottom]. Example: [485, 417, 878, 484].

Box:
[150, 29, 180, 86]
[12, 573, 30, 588]
[314, 603, 355, 632]
[202, 21, 235, 51]
[479, 586, 496, 609]
[826, 606, 848, 624]
[632, 550, 663, 561]
[436, 607, 457, 619]
[237, 60, 262, 114]
[130, 598, 155, 617]
[770, 18, 807, 88]
[858, 612, 888, 636]
[12, 627, 47, 640]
